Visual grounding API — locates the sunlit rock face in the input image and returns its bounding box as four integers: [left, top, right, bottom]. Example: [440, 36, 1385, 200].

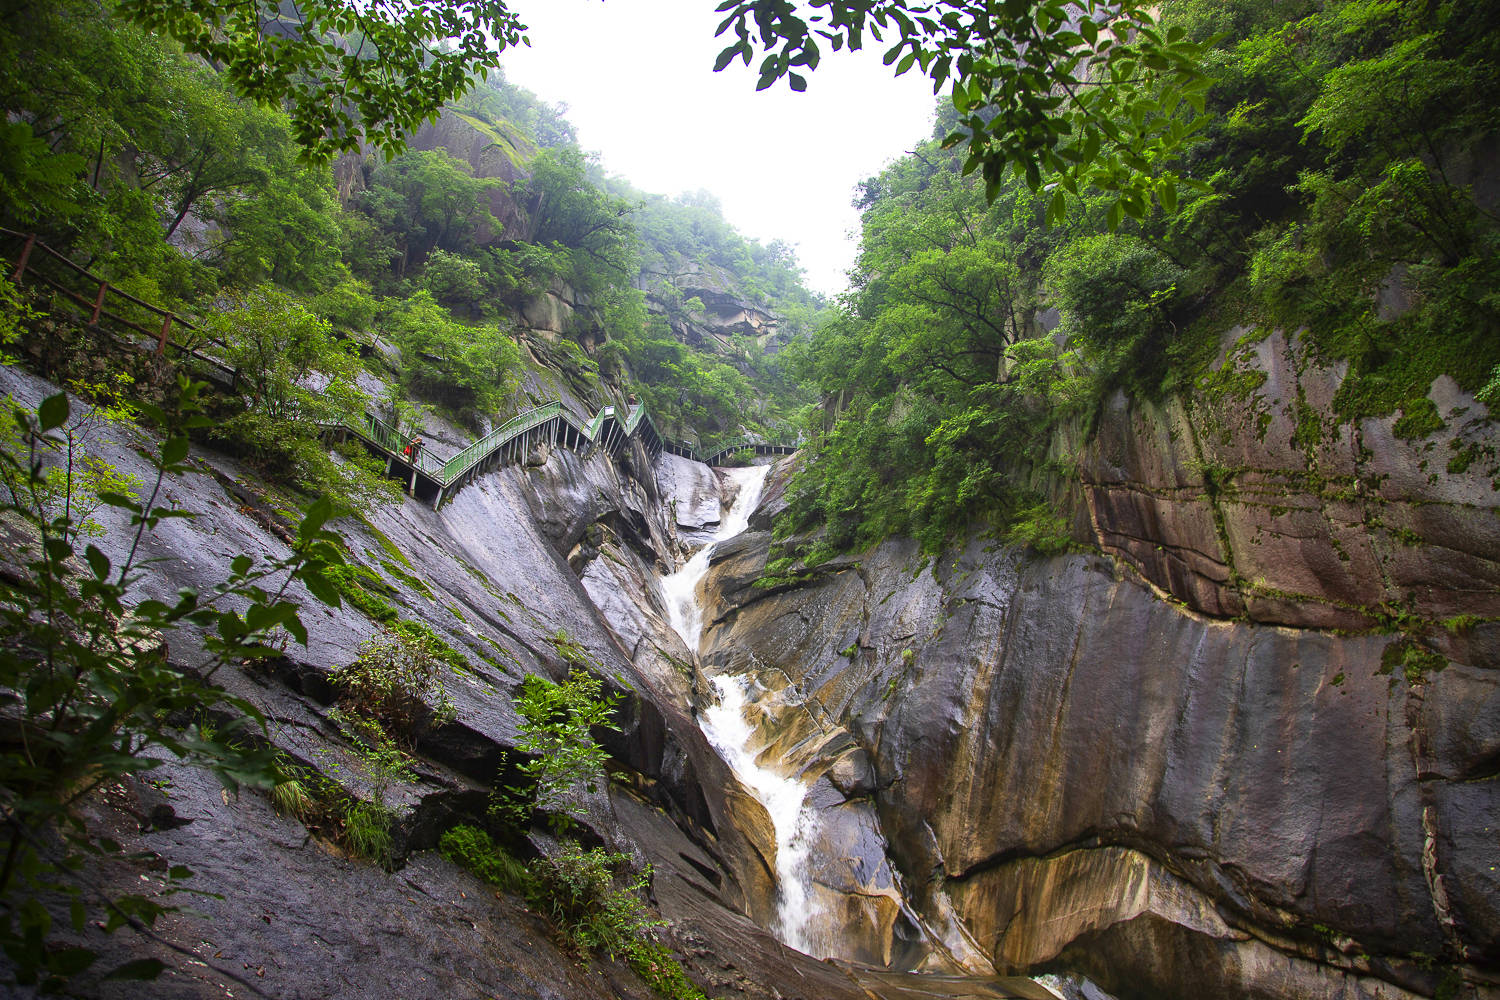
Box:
[701, 445, 1497, 999]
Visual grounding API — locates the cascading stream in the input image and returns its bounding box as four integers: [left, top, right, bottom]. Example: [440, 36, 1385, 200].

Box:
[656, 465, 1087, 996]
[660, 464, 770, 654]
[658, 464, 827, 953]
[699, 673, 825, 955]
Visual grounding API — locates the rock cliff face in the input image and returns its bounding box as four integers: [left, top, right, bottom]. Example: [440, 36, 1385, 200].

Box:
[697, 328, 1499, 1000]
[10, 314, 1495, 999]
[0, 364, 879, 1000]
[1078, 328, 1500, 633]
[643, 262, 780, 349]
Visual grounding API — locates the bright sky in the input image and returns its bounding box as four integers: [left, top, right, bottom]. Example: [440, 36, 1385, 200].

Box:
[501, 0, 938, 297]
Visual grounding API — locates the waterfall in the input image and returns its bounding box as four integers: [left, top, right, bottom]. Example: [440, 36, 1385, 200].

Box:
[659, 463, 826, 953]
[661, 463, 770, 652]
[699, 673, 825, 954]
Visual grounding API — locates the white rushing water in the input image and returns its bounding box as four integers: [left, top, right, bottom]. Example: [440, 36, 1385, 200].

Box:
[661, 464, 770, 653]
[659, 463, 826, 953]
[699, 673, 825, 955]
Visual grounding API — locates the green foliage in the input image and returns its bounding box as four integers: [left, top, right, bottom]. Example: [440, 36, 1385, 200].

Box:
[311, 277, 380, 333]
[438, 825, 529, 894]
[383, 291, 521, 422]
[717, 0, 1214, 220]
[1004, 502, 1074, 556]
[439, 826, 707, 1000]
[723, 448, 756, 468]
[114, 0, 526, 162]
[521, 147, 642, 299]
[0, 397, 141, 540]
[362, 151, 502, 268]
[0, 386, 344, 990]
[531, 843, 662, 954]
[209, 287, 363, 425]
[497, 664, 621, 834]
[1380, 638, 1447, 685]
[342, 799, 395, 863]
[268, 755, 397, 864]
[0, 122, 87, 225]
[322, 563, 471, 674]
[779, 0, 1500, 561]
[1392, 398, 1444, 440]
[202, 287, 397, 514]
[330, 628, 457, 742]
[1050, 234, 1185, 347]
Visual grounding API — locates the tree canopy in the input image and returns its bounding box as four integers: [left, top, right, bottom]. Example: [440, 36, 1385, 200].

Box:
[115, 0, 527, 162]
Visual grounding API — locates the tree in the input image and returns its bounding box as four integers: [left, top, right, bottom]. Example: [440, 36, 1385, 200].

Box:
[714, 0, 1215, 219]
[520, 147, 639, 297]
[383, 291, 521, 419]
[361, 151, 500, 273]
[115, 0, 527, 163]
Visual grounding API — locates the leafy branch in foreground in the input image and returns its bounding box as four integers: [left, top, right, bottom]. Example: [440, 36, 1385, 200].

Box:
[714, 0, 1214, 220]
[0, 382, 344, 990]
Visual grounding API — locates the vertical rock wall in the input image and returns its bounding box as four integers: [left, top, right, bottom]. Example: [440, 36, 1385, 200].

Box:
[699, 328, 1500, 999]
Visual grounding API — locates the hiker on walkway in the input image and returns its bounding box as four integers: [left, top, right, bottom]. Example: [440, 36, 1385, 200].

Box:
[404, 435, 423, 465]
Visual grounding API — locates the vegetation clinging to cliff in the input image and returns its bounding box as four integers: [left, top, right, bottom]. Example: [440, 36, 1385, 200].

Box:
[0, 1, 816, 451]
[779, 0, 1500, 559]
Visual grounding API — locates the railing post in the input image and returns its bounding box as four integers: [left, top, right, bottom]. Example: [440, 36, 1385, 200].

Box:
[156, 313, 172, 355]
[90, 281, 107, 325]
[12, 233, 35, 283]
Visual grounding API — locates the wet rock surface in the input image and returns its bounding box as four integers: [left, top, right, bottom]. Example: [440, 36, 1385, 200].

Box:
[704, 517, 1498, 999]
[1080, 329, 1500, 631]
[0, 366, 847, 1000]
[5, 338, 1497, 1000]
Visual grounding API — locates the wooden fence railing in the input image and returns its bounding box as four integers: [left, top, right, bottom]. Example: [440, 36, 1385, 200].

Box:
[2, 229, 236, 388]
[3, 230, 800, 508]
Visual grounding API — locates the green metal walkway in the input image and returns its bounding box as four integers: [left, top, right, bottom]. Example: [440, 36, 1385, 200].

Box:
[0, 230, 798, 510]
[335, 402, 798, 508]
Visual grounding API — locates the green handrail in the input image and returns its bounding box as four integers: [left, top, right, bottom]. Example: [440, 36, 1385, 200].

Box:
[338, 396, 798, 503]
[441, 402, 561, 482]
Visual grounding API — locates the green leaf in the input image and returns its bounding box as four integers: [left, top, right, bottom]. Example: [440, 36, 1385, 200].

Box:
[789, 72, 806, 92]
[160, 436, 190, 466]
[48, 947, 96, 976]
[1048, 188, 1067, 225]
[1107, 200, 1124, 231]
[38, 393, 68, 432]
[84, 545, 110, 580]
[297, 497, 333, 540]
[1158, 176, 1178, 214]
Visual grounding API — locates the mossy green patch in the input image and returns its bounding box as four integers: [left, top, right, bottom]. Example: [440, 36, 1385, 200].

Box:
[1447, 440, 1481, 475]
[378, 558, 434, 599]
[1379, 637, 1446, 684]
[1392, 397, 1444, 440]
[326, 563, 471, 674]
[451, 111, 538, 168]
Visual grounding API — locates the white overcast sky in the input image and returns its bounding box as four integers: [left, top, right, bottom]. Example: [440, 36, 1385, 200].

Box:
[500, 0, 938, 296]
